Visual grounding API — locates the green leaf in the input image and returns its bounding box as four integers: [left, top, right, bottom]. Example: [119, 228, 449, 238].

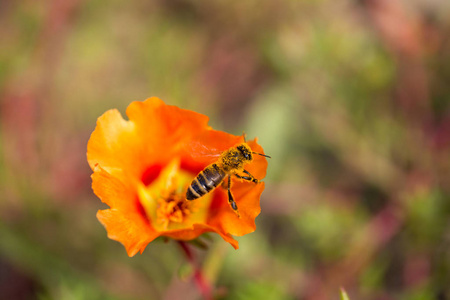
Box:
[340, 288, 350, 300]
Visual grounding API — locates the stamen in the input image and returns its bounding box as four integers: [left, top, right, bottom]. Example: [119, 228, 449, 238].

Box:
[157, 191, 192, 229]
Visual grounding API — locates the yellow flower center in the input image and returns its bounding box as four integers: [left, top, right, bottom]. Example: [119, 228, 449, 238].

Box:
[137, 159, 212, 231]
[156, 190, 193, 230]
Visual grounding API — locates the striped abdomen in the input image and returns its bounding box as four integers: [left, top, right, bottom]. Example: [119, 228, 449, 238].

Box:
[186, 163, 226, 200]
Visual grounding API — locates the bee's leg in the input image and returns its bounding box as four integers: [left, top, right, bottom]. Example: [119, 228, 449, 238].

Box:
[235, 170, 259, 184]
[227, 175, 240, 217]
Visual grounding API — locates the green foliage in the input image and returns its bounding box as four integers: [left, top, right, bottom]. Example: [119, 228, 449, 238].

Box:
[228, 280, 293, 300]
[340, 288, 350, 300]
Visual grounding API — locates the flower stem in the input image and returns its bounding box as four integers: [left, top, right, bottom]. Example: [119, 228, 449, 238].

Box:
[178, 241, 213, 300]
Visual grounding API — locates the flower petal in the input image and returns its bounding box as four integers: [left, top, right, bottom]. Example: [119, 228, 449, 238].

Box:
[88, 97, 211, 181]
[92, 166, 159, 256]
[246, 139, 269, 180]
[208, 182, 264, 236]
[87, 109, 144, 179]
[126, 98, 210, 163]
[97, 209, 159, 257]
[163, 223, 239, 249]
[91, 166, 136, 211]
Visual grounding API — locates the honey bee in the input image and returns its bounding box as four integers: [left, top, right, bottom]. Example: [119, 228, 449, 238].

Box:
[186, 136, 270, 217]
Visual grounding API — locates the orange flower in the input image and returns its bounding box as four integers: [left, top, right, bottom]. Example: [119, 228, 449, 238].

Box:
[87, 97, 268, 256]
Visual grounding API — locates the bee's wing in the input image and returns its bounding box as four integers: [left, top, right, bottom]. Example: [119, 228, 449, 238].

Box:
[187, 141, 222, 160]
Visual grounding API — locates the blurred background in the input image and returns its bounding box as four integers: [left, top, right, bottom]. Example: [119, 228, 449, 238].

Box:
[1, 0, 450, 299]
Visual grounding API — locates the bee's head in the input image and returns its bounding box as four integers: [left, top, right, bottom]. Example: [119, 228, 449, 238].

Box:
[237, 144, 253, 161]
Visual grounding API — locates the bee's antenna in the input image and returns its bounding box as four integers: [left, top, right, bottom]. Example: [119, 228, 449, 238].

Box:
[252, 152, 271, 158]
[242, 131, 247, 143]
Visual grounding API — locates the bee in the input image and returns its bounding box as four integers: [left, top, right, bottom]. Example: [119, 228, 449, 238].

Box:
[186, 136, 270, 217]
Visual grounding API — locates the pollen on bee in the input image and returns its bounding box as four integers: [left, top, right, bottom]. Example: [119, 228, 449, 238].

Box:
[220, 148, 246, 172]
